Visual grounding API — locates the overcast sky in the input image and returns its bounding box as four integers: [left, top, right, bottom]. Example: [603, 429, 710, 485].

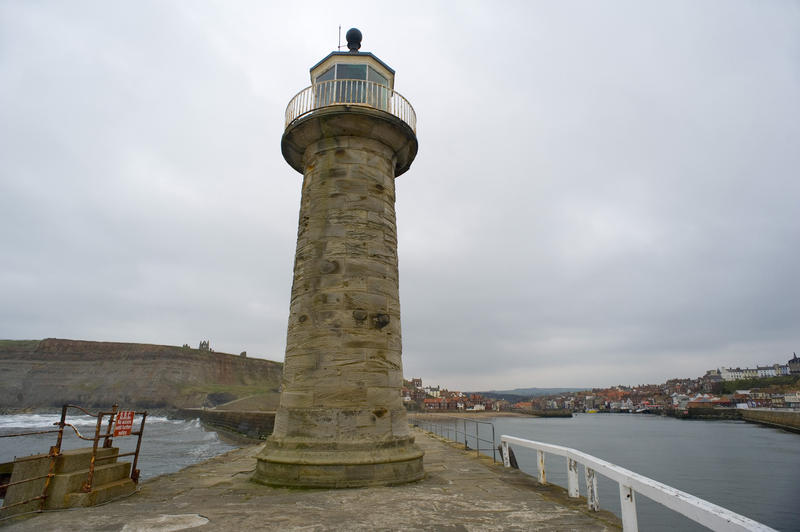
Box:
[1, 1, 798, 390]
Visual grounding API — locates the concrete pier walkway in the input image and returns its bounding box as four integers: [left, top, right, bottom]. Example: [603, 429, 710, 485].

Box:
[2, 429, 620, 531]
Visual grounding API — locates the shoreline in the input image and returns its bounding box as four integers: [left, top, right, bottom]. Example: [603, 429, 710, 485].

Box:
[408, 411, 534, 420]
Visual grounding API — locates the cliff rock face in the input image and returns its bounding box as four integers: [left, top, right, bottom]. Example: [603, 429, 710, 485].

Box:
[0, 339, 283, 409]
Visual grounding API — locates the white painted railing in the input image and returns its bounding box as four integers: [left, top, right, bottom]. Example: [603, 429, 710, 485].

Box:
[284, 79, 416, 133]
[501, 435, 776, 532]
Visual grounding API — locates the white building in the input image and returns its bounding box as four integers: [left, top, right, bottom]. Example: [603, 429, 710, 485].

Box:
[757, 366, 776, 378]
[719, 363, 789, 381]
[672, 393, 690, 409]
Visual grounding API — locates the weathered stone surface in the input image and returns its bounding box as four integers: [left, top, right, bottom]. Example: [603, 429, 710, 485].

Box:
[281, 106, 418, 177]
[255, 105, 422, 487]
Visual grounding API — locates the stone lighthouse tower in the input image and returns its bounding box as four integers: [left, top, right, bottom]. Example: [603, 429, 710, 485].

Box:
[253, 29, 423, 487]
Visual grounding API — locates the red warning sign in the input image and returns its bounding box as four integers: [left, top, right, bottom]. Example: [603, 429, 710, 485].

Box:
[114, 410, 135, 437]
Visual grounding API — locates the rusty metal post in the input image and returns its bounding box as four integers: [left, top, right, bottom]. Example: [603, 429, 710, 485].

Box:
[82, 413, 104, 492]
[537, 450, 547, 484]
[54, 404, 67, 452]
[37, 444, 60, 512]
[38, 404, 70, 511]
[103, 403, 118, 448]
[131, 411, 147, 484]
[130, 412, 147, 483]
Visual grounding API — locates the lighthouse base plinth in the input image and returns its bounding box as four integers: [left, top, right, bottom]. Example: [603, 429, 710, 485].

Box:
[252, 436, 424, 488]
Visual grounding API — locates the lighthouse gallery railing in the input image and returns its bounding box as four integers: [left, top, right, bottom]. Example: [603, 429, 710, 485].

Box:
[285, 79, 416, 133]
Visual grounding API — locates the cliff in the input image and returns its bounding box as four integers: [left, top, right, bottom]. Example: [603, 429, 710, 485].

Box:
[0, 339, 283, 409]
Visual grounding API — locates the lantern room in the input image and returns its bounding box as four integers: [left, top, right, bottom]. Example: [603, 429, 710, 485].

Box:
[309, 28, 395, 89]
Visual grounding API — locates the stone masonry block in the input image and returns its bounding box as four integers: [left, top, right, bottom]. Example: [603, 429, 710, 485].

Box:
[281, 391, 315, 409]
[344, 292, 387, 311]
[367, 387, 399, 408]
[314, 386, 368, 408]
[344, 260, 388, 278]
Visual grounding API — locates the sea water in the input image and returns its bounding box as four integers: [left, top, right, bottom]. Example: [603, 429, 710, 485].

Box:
[0, 413, 237, 482]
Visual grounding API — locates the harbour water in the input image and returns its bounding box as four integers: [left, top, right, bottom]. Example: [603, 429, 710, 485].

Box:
[460, 413, 798, 531]
[0, 413, 237, 482]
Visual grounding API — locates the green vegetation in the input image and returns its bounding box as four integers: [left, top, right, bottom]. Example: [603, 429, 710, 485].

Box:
[0, 339, 41, 351]
[720, 375, 800, 394]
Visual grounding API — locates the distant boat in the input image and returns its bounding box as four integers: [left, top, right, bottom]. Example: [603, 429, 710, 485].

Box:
[586, 409, 598, 413]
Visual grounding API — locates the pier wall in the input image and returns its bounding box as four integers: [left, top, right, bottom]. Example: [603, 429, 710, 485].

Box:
[684, 408, 742, 420]
[740, 409, 800, 433]
[175, 409, 275, 441]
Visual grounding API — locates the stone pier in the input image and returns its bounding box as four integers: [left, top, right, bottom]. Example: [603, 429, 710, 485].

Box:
[5, 429, 621, 531]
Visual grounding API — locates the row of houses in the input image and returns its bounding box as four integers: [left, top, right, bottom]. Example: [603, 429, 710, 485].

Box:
[503, 383, 800, 414]
[404, 353, 800, 414]
[711, 353, 800, 382]
[403, 379, 496, 411]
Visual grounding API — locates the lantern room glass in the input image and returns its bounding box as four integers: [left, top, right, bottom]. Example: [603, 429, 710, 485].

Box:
[314, 63, 390, 111]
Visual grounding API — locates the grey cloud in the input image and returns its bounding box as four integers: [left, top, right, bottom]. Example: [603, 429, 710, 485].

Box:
[2, 1, 798, 390]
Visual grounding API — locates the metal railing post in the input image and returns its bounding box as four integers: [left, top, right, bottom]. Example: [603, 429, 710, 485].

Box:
[37, 404, 69, 511]
[103, 403, 118, 448]
[501, 440, 510, 467]
[130, 412, 147, 483]
[619, 484, 638, 530]
[492, 424, 497, 463]
[567, 458, 580, 498]
[82, 413, 104, 492]
[55, 404, 67, 451]
[475, 421, 480, 457]
[585, 467, 599, 511]
[537, 450, 547, 484]
[36, 446, 58, 512]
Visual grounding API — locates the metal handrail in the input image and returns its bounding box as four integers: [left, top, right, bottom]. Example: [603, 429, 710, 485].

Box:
[0, 403, 147, 517]
[81, 405, 148, 490]
[410, 415, 497, 463]
[500, 435, 776, 532]
[285, 79, 416, 133]
[0, 412, 67, 514]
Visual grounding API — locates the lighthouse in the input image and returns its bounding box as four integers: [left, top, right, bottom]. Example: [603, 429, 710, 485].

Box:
[253, 29, 423, 487]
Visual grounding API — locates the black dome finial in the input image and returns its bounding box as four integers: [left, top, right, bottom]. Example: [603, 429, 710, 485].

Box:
[345, 28, 362, 53]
